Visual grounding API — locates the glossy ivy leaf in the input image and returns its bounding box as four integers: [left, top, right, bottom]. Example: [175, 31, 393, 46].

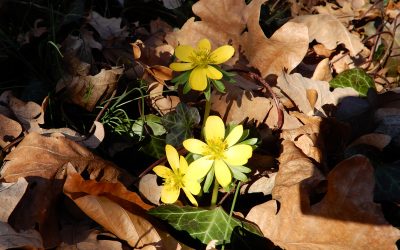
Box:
[148, 205, 263, 245]
[329, 68, 375, 96]
[132, 114, 166, 137]
[374, 163, 400, 202]
[161, 102, 200, 147]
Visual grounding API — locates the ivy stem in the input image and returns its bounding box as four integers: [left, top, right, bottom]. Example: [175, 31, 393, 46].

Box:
[201, 98, 211, 138]
[222, 181, 241, 249]
[210, 179, 219, 206]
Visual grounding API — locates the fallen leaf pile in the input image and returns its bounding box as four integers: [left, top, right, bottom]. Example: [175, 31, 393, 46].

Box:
[0, 0, 399, 249]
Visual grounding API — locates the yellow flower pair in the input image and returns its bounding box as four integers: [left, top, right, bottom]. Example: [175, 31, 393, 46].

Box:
[154, 116, 253, 206]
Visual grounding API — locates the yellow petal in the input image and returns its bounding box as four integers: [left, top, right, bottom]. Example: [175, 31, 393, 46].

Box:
[166, 144, 179, 173]
[205, 116, 225, 142]
[214, 159, 232, 187]
[189, 67, 208, 91]
[160, 185, 180, 204]
[170, 62, 194, 71]
[196, 38, 211, 51]
[210, 45, 234, 64]
[183, 138, 208, 155]
[206, 65, 223, 80]
[179, 156, 188, 174]
[182, 187, 198, 206]
[186, 156, 214, 180]
[153, 165, 173, 179]
[224, 144, 253, 166]
[224, 125, 243, 147]
[183, 177, 201, 195]
[175, 45, 194, 62]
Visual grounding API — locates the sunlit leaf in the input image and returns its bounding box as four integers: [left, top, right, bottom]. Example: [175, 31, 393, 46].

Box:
[148, 205, 263, 245]
[330, 68, 375, 96]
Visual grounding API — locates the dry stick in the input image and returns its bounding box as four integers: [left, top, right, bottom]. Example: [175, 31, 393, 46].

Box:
[89, 89, 117, 134]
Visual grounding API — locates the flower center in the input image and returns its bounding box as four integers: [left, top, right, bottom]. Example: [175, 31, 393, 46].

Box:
[189, 49, 215, 68]
[205, 138, 227, 160]
[164, 171, 184, 188]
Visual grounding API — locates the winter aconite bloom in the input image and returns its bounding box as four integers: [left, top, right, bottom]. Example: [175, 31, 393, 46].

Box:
[153, 145, 200, 206]
[170, 38, 234, 91]
[183, 116, 253, 187]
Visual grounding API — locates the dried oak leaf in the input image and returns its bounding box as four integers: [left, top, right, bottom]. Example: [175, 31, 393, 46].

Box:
[291, 14, 366, 56]
[0, 90, 44, 133]
[166, 0, 309, 77]
[63, 167, 159, 248]
[0, 221, 43, 250]
[0, 132, 133, 248]
[56, 67, 123, 112]
[277, 72, 358, 116]
[247, 140, 400, 249]
[211, 83, 302, 129]
[0, 178, 28, 222]
[0, 114, 22, 148]
[88, 11, 128, 41]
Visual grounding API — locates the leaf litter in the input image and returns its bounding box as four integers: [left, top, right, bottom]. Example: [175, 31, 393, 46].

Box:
[0, 0, 399, 249]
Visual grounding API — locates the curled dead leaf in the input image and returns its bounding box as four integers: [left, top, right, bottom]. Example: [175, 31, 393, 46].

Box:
[247, 140, 400, 249]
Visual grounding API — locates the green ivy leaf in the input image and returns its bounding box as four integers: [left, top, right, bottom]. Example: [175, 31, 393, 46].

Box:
[148, 205, 263, 245]
[140, 135, 166, 159]
[132, 114, 166, 137]
[374, 163, 400, 202]
[329, 68, 376, 96]
[161, 102, 200, 147]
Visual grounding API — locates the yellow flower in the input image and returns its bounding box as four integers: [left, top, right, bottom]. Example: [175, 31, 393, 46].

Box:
[183, 116, 253, 187]
[170, 38, 234, 91]
[153, 145, 201, 206]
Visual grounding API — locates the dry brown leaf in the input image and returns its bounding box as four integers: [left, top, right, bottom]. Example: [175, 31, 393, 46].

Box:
[1, 132, 132, 184]
[56, 67, 123, 112]
[138, 174, 162, 205]
[166, 0, 308, 77]
[311, 58, 332, 81]
[331, 51, 354, 73]
[148, 81, 180, 115]
[0, 178, 28, 222]
[63, 169, 159, 248]
[0, 91, 44, 133]
[211, 83, 302, 129]
[348, 133, 392, 151]
[313, 44, 334, 57]
[0, 222, 43, 250]
[63, 169, 152, 211]
[88, 11, 128, 40]
[247, 141, 400, 249]
[0, 133, 133, 248]
[58, 229, 125, 250]
[242, 0, 309, 76]
[240, 173, 277, 196]
[277, 72, 359, 116]
[313, 2, 355, 23]
[291, 14, 365, 56]
[0, 114, 22, 148]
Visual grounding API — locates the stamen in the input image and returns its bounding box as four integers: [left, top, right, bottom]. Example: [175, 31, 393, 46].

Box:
[204, 138, 227, 160]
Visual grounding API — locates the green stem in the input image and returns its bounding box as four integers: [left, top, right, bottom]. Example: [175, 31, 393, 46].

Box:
[210, 179, 219, 206]
[201, 98, 211, 138]
[222, 181, 241, 250]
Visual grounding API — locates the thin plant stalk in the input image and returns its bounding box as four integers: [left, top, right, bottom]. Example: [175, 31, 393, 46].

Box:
[222, 181, 241, 249]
